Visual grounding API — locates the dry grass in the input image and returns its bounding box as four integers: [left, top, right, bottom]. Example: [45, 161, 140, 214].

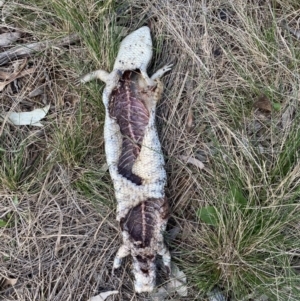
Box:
[1, 0, 300, 300]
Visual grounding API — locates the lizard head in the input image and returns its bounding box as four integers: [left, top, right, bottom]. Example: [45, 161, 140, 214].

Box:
[113, 26, 153, 72]
[132, 254, 156, 293]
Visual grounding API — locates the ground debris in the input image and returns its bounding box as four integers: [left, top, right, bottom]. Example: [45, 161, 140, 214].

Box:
[3, 104, 50, 126]
[88, 290, 118, 301]
[0, 31, 21, 47]
[186, 109, 195, 132]
[167, 262, 187, 296]
[0, 33, 79, 66]
[179, 155, 205, 169]
[253, 95, 272, 113]
[150, 262, 187, 300]
[280, 20, 300, 40]
[281, 100, 296, 130]
[207, 288, 226, 301]
[0, 277, 18, 289]
[0, 66, 36, 91]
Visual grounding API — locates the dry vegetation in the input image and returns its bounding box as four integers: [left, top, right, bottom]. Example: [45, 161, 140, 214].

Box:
[1, 0, 300, 300]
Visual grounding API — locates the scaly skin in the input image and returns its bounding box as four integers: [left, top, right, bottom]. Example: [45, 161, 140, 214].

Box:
[78, 26, 172, 293]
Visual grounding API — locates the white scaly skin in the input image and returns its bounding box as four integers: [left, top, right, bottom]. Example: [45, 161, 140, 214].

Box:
[78, 26, 172, 293]
[113, 210, 171, 293]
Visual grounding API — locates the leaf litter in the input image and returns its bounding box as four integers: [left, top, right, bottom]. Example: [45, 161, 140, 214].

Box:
[88, 290, 119, 301]
[0, 31, 21, 47]
[0, 29, 79, 128]
[0, 66, 36, 91]
[3, 104, 50, 126]
[0, 56, 50, 126]
[0, 33, 79, 66]
[4, 1, 300, 300]
[179, 155, 205, 169]
[0, 15, 122, 301]
[150, 262, 187, 300]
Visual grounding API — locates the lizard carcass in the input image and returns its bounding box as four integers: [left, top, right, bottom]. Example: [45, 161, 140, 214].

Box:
[78, 26, 172, 293]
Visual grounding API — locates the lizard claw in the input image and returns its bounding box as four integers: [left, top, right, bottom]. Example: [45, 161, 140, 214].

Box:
[74, 82, 81, 87]
[74, 76, 83, 86]
[151, 63, 173, 80]
[161, 63, 173, 73]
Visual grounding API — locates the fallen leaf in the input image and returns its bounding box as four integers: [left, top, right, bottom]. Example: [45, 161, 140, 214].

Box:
[273, 102, 281, 111]
[167, 226, 180, 241]
[150, 287, 169, 301]
[0, 32, 21, 47]
[207, 288, 226, 301]
[0, 219, 7, 227]
[179, 155, 205, 169]
[100, 163, 108, 172]
[88, 290, 118, 301]
[0, 276, 18, 289]
[4, 277, 18, 286]
[28, 85, 45, 98]
[4, 104, 50, 126]
[166, 262, 188, 296]
[0, 70, 13, 80]
[253, 95, 272, 112]
[186, 109, 194, 132]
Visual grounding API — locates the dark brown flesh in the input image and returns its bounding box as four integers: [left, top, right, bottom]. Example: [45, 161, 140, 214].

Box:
[109, 69, 169, 277]
[121, 197, 169, 248]
[121, 197, 169, 273]
[109, 70, 150, 185]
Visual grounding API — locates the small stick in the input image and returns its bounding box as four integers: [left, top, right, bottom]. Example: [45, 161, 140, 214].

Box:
[0, 33, 80, 66]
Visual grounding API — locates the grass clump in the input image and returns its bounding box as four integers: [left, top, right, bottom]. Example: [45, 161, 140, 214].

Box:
[0, 129, 49, 193]
[185, 153, 300, 300]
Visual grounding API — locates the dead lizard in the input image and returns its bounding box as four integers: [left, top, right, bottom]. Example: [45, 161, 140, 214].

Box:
[77, 26, 172, 293]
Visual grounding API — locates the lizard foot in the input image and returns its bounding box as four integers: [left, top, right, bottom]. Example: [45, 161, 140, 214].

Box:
[151, 64, 173, 81]
[112, 244, 130, 273]
[76, 69, 110, 85]
[158, 244, 171, 276]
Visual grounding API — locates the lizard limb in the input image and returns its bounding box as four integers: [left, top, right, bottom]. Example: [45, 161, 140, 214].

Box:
[158, 243, 171, 275]
[78, 69, 110, 84]
[151, 64, 173, 81]
[113, 244, 130, 270]
[140, 70, 156, 86]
